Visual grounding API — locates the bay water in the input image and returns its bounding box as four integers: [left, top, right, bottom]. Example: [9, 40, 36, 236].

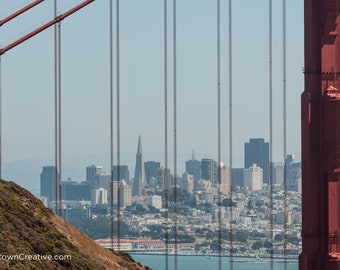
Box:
[131, 254, 298, 270]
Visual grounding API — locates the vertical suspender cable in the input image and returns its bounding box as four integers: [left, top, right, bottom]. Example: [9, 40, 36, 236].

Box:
[216, 1, 222, 269]
[54, 0, 60, 216]
[0, 53, 2, 180]
[116, 0, 121, 250]
[269, 0, 274, 269]
[164, 0, 169, 269]
[58, 20, 62, 217]
[109, 0, 115, 250]
[54, 0, 57, 215]
[282, 0, 287, 269]
[53, 1, 62, 218]
[228, 0, 234, 269]
[173, 0, 178, 268]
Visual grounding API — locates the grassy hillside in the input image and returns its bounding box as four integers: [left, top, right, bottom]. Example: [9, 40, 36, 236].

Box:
[0, 179, 149, 270]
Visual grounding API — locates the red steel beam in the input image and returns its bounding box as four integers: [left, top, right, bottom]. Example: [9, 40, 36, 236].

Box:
[300, 0, 340, 269]
[0, 0, 44, 27]
[0, 0, 94, 55]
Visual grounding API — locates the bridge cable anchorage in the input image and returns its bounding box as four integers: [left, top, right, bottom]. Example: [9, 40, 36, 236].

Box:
[228, 0, 234, 269]
[163, 0, 169, 269]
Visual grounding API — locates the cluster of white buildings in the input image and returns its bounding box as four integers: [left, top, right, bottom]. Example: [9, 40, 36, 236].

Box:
[95, 238, 195, 252]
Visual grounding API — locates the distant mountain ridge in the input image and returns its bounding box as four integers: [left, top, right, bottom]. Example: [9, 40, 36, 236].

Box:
[0, 179, 149, 270]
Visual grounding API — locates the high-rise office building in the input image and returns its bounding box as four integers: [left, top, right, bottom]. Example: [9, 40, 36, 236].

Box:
[119, 180, 132, 208]
[144, 161, 160, 185]
[111, 181, 119, 206]
[232, 168, 245, 187]
[185, 158, 201, 182]
[112, 165, 130, 182]
[133, 135, 146, 196]
[86, 165, 103, 188]
[111, 180, 132, 208]
[156, 167, 171, 189]
[95, 173, 111, 193]
[178, 172, 194, 193]
[219, 164, 231, 194]
[201, 159, 216, 184]
[244, 164, 263, 192]
[244, 138, 269, 184]
[91, 187, 108, 207]
[62, 180, 91, 201]
[146, 195, 162, 209]
[285, 155, 301, 191]
[271, 162, 284, 186]
[40, 166, 55, 205]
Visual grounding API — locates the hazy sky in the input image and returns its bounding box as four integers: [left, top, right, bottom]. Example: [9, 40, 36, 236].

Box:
[0, 0, 303, 192]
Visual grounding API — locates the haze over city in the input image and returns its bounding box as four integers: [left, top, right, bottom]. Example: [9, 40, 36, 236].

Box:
[0, 1, 303, 195]
[0, 1, 318, 270]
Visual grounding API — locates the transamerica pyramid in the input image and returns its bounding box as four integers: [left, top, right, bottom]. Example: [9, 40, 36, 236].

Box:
[133, 135, 146, 196]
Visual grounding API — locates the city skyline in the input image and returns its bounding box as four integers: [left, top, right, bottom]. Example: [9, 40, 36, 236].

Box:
[1, 1, 303, 196]
[10, 134, 301, 196]
[39, 136, 300, 197]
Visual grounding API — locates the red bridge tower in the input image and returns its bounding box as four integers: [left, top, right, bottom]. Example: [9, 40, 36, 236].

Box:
[301, 0, 340, 269]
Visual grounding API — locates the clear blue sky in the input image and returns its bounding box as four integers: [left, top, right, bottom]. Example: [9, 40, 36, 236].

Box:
[0, 0, 303, 192]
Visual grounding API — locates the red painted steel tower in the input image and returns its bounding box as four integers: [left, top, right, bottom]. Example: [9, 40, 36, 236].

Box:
[300, 0, 340, 269]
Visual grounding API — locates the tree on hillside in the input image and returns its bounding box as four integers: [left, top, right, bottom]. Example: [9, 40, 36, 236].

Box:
[263, 239, 272, 249]
[206, 230, 214, 242]
[69, 217, 129, 239]
[274, 233, 283, 242]
[251, 240, 263, 250]
[236, 231, 248, 243]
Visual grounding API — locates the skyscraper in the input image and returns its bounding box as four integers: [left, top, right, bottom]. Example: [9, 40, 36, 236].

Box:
[112, 165, 130, 182]
[201, 158, 217, 184]
[271, 162, 284, 186]
[40, 166, 55, 206]
[285, 155, 301, 191]
[144, 161, 160, 185]
[95, 172, 111, 193]
[86, 165, 103, 189]
[133, 135, 146, 196]
[219, 164, 231, 194]
[62, 180, 91, 201]
[178, 172, 194, 193]
[156, 167, 171, 189]
[244, 138, 269, 184]
[91, 187, 108, 207]
[110, 180, 132, 207]
[232, 168, 245, 188]
[244, 164, 263, 192]
[119, 180, 132, 208]
[185, 158, 201, 182]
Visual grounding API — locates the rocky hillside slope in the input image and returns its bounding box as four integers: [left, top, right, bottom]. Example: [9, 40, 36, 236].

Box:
[0, 179, 150, 270]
